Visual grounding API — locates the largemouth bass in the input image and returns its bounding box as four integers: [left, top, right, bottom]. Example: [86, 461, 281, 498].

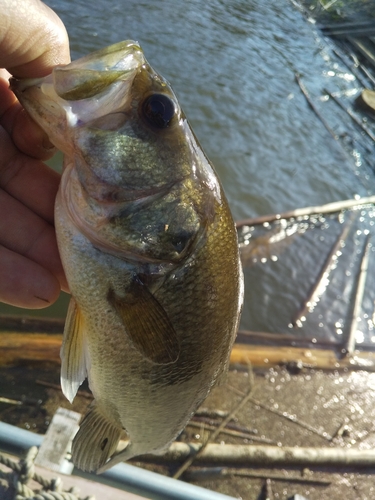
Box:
[11, 41, 243, 473]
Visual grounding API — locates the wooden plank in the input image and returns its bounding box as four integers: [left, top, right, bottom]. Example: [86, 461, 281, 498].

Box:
[35, 407, 81, 473]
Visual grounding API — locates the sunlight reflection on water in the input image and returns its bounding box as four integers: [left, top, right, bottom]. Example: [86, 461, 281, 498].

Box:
[2, 0, 375, 346]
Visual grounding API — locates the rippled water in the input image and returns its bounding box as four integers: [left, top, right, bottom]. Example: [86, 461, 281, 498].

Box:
[2, 0, 375, 346]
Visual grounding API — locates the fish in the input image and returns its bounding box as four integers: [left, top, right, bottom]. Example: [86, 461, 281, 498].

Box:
[10, 40, 244, 473]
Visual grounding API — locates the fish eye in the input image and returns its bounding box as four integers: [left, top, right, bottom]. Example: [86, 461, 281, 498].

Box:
[142, 93, 175, 129]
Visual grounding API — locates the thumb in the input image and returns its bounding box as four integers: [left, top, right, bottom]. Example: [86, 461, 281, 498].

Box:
[0, 0, 70, 78]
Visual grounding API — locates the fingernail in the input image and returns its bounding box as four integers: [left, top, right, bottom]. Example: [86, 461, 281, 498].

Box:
[42, 135, 56, 151]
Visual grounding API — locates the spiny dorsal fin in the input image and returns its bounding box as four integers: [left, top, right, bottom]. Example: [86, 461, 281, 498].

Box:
[60, 297, 88, 404]
[72, 403, 122, 472]
[107, 278, 180, 365]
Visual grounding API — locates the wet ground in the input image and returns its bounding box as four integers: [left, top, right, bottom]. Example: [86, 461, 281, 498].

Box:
[2, 361, 375, 500]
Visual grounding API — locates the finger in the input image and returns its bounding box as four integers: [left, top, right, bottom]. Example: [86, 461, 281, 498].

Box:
[0, 77, 56, 160]
[0, 187, 68, 291]
[0, 0, 70, 77]
[1, 67, 59, 164]
[0, 244, 62, 308]
[8, 106, 56, 160]
[0, 125, 68, 292]
[0, 125, 60, 224]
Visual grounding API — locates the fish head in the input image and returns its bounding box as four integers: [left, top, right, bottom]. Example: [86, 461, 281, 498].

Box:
[10, 41, 143, 154]
[10, 39, 193, 189]
[11, 41, 219, 264]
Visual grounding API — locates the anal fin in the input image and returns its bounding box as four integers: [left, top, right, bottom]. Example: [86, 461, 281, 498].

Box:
[97, 442, 136, 473]
[60, 297, 88, 403]
[72, 402, 122, 473]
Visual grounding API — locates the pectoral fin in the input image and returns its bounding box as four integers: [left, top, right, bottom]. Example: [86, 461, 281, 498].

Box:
[60, 297, 88, 403]
[107, 279, 180, 365]
[72, 402, 122, 473]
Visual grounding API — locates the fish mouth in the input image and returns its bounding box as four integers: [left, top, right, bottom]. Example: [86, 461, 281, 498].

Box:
[52, 40, 145, 101]
[10, 40, 146, 151]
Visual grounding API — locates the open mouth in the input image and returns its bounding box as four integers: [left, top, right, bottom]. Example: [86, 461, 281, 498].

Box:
[10, 41, 146, 139]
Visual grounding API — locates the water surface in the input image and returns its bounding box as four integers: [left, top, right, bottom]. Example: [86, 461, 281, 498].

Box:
[2, 0, 375, 346]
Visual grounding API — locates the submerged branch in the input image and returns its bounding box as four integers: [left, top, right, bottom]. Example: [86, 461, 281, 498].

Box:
[236, 195, 375, 228]
[291, 215, 355, 328]
[295, 72, 339, 141]
[324, 88, 375, 143]
[345, 234, 372, 355]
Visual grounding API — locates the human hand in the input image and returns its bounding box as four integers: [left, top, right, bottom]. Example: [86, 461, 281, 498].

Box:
[0, 0, 70, 308]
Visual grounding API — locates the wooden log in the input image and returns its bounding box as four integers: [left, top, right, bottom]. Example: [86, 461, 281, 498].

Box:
[140, 442, 375, 468]
[356, 88, 375, 114]
[0, 315, 64, 333]
[236, 329, 338, 347]
[2, 332, 375, 370]
[230, 344, 375, 371]
[0, 332, 61, 366]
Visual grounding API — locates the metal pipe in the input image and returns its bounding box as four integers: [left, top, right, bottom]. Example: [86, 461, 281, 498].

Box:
[0, 420, 44, 453]
[0, 421, 236, 500]
[96, 462, 236, 500]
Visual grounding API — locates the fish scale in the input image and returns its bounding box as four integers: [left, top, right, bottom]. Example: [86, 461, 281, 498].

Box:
[10, 40, 243, 473]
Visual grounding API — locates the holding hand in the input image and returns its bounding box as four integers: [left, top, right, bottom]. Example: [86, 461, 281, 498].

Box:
[0, 0, 70, 308]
